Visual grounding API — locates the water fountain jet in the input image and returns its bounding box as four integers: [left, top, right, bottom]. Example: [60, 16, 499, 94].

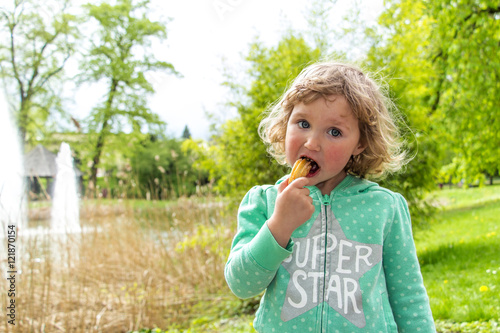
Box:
[51, 142, 81, 233]
[0, 93, 26, 237]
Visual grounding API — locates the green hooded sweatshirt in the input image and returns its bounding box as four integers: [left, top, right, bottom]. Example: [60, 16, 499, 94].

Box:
[225, 175, 435, 333]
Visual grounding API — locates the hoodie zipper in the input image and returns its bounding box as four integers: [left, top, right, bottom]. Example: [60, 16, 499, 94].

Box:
[320, 195, 331, 333]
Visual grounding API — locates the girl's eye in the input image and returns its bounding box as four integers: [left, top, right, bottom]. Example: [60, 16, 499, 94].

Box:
[298, 120, 310, 129]
[328, 128, 341, 137]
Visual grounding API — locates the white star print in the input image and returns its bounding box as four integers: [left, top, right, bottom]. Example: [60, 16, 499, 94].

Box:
[281, 206, 382, 328]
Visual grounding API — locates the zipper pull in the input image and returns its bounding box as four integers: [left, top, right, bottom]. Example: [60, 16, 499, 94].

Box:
[322, 194, 331, 206]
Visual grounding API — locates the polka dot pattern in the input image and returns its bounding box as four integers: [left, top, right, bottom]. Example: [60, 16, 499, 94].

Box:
[225, 177, 435, 332]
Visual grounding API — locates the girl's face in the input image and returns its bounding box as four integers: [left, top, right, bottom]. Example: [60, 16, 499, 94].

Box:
[285, 95, 365, 194]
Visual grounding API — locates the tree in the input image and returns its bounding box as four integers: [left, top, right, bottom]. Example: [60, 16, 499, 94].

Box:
[129, 136, 202, 199]
[212, 34, 321, 195]
[80, 0, 177, 195]
[182, 124, 191, 139]
[425, 0, 500, 184]
[0, 0, 80, 145]
[368, 0, 500, 186]
[359, 0, 443, 225]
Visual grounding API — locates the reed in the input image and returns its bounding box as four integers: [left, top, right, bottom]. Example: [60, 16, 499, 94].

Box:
[1, 197, 235, 332]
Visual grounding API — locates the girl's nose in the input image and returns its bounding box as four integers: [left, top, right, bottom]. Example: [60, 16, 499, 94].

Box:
[304, 133, 321, 151]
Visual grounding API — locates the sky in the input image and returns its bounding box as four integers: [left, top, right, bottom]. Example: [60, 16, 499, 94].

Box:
[71, 0, 383, 140]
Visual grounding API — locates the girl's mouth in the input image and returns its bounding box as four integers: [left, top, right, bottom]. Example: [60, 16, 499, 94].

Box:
[300, 156, 320, 177]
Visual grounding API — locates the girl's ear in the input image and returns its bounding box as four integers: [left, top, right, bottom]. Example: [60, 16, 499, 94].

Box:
[353, 139, 366, 156]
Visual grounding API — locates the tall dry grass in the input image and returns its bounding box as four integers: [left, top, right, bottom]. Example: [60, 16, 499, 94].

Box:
[1, 197, 235, 332]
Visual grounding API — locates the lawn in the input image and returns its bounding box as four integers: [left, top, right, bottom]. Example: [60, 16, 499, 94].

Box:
[417, 185, 500, 331]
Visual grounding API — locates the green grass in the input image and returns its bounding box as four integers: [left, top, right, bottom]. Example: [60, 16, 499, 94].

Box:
[427, 185, 500, 210]
[416, 185, 500, 325]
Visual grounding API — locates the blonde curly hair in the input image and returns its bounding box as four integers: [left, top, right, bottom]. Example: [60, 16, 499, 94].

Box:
[258, 61, 406, 178]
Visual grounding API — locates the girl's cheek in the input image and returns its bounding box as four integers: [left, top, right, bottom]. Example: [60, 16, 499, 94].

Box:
[284, 134, 299, 163]
[286, 134, 300, 152]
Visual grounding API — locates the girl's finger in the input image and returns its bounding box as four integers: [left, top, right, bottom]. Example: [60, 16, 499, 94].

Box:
[289, 177, 309, 189]
[277, 177, 289, 193]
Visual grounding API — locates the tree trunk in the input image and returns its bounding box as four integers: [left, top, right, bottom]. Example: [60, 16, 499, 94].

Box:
[87, 80, 118, 198]
[88, 118, 110, 197]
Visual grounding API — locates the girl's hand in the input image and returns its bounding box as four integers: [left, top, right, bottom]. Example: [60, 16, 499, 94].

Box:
[267, 177, 315, 248]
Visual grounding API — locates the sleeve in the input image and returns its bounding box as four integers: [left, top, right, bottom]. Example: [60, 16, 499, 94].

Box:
[383, 193, 436, 333]
[224, 186, 293, 299]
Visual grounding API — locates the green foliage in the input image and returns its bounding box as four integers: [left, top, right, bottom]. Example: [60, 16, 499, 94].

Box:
[181, 139, 217, 190]
[79, 0, 178, 189]
[128, 136, 208, 199]
[175, 222, 230, 270]
[376, 136, 440, 228]
[368, 0, 500, 186]
[37, 132, 207, 200]
[435, 320, 500, 333]
[211, 34, 321, 196]
[0, 0, 81, 145]
[360, 0, 442, 227]
[426, 0, 500, 183]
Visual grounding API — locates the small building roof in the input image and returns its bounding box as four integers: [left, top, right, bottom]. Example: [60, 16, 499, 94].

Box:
[25, 145, 57, 177]
[24, 144, 82, 178]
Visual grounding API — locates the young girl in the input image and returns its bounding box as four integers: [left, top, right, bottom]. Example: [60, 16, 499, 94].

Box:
[225, 62, 436, 332]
